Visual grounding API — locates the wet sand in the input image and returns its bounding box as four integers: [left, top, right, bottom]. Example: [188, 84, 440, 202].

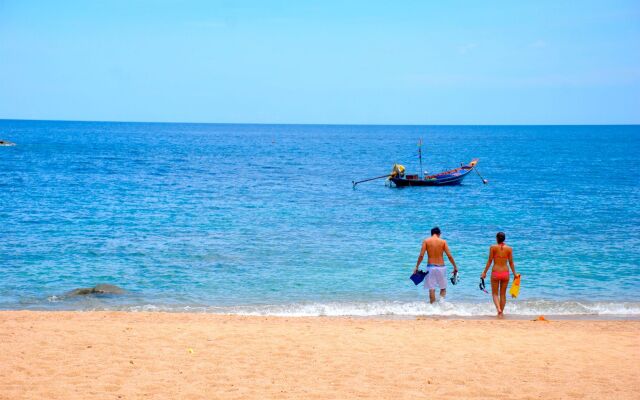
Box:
[0, 311, 638, 399]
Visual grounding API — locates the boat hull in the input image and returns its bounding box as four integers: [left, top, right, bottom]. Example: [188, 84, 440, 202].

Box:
[389, 164, 474, 187]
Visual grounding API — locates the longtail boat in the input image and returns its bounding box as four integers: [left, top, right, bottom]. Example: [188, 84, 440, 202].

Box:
[352, 139, 487, 188]
[388, 159, 479, 187]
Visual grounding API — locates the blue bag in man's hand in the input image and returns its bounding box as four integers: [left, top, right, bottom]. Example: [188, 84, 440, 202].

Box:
[410, 270, 428, 285]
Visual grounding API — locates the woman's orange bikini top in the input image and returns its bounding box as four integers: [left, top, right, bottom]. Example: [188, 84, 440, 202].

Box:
[495, 243, 509, 260]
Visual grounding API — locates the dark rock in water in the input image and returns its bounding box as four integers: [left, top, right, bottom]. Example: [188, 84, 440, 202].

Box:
[66, 284, 125, 296]
[0, 140, 16, 146]
[92, 284, 125, 294]
[67, 288, 94, 296]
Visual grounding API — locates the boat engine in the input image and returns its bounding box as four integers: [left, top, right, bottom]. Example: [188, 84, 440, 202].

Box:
[389, 164, 406, 178]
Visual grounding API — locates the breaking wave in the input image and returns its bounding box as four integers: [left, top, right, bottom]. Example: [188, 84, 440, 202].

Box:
[118, 300, 640, 318]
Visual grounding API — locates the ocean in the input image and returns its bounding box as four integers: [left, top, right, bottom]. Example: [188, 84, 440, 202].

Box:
[1, 120, 639, 317]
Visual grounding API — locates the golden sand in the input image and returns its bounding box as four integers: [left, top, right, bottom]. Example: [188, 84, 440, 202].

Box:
[0, 311, 638, 399]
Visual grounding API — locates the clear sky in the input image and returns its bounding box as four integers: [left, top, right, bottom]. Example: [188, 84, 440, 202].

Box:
[1, 1, 639, 124]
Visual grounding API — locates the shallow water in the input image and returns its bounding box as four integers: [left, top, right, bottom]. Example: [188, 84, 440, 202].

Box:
[1, 121, 639, 317]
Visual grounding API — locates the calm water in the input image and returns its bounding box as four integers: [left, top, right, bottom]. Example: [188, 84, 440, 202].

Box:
[1, 120, 639, 317]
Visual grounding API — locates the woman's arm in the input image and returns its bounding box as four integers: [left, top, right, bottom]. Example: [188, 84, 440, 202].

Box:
[509, 248, 517, 276]
[481, 247, 493, 278]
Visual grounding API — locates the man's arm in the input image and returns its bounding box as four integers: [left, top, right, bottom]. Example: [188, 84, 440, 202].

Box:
[481, 247, 493, 278]
[413, 240, 427, 273]
[443, 241, 458, 273]
[509, 248, 517, 276]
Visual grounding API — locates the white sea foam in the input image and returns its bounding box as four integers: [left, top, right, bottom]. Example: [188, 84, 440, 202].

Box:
[120, 300, 640, 318]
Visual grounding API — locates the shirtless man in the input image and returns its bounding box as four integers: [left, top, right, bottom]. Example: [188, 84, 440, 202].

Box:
[413, 227, 459, 303]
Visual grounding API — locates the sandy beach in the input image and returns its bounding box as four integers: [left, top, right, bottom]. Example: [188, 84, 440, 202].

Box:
[0, 312, 638, 399]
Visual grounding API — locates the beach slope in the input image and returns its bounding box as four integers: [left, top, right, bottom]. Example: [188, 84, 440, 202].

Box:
[0, 312, 638, 399]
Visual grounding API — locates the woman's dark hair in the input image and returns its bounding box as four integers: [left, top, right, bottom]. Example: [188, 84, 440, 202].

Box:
[496, 232, 506, 243]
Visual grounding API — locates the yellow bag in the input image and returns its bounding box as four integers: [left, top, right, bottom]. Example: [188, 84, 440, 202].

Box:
[509, 274, 521, 298]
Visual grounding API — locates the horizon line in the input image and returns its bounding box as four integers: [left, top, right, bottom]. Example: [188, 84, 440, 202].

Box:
[1, 117, 639, 127]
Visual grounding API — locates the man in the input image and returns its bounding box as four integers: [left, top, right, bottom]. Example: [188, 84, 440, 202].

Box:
[413, 227, 459, 303]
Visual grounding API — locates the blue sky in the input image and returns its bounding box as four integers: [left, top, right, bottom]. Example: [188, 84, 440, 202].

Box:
[1, 1, 639, 124]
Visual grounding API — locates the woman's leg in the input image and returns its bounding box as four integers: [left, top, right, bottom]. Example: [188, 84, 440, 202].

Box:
[499, 279, 509, 313]
[490, 278, 501, 314]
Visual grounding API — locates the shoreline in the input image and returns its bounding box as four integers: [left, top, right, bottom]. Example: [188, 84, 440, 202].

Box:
[1, 311, 638, 399]
[2, 308, 640, 321]
[6, 296, 640, 320]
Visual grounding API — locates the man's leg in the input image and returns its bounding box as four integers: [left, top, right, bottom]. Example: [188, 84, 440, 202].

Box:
[429, 289, 436, 304]
[436, 268, 446, 301]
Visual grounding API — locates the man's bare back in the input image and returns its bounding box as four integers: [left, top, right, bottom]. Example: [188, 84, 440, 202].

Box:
[425, 236, 447, 265]
[413, 227, 459, 303]
[414, 231, 458, 273]
[413, 227, 458, 303]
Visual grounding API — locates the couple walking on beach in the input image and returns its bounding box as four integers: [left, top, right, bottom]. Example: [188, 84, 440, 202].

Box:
[413, 227, 517, 316]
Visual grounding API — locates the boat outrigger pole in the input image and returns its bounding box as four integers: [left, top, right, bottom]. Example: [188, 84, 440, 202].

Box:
[353, 164, 405, 188]
[352, 174, 391, 188]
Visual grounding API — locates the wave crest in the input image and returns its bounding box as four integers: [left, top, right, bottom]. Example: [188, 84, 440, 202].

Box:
[119, 300, 640, 317]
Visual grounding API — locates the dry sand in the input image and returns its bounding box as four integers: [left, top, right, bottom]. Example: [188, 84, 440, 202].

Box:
[0, 311, 638, 399]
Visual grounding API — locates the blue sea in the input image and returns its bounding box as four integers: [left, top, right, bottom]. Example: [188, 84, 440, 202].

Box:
[1, 120, 639, 317]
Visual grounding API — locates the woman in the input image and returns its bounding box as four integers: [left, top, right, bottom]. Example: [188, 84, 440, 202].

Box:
[481, 232, 517, 316]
